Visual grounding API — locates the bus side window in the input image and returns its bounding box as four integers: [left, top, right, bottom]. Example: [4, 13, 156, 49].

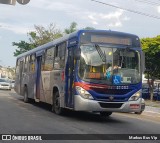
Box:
[29, 54, 36, 72]
[43, 47, 55, 71]
[16, 59, 20, 74]
[54, 42, 66, 69]
[23, 56, 29, 72]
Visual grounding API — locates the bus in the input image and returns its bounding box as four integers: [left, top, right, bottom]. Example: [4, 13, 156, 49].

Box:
[14, 30, 145, 117]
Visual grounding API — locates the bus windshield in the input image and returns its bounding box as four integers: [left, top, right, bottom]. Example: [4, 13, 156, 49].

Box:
[78, 44, 141, 85]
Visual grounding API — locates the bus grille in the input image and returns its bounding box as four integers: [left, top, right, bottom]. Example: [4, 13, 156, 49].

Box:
[99, 102, 123, 108]
[95, 96, 127, 102]
[94, 89, 132, 95]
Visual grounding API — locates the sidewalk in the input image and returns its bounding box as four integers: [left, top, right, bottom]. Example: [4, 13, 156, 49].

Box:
[144, 100, 160, 113]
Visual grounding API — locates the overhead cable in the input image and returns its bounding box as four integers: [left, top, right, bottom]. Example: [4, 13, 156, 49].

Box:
[91, 0, 160, 20]
[135, 0, 160, 6]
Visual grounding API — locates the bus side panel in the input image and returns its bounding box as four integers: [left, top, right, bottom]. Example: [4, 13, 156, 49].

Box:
[39, 70, 65, 107]
[39, 71, 51, 104]
[27, 72, 35, 99]
[51, 70, 65, 107]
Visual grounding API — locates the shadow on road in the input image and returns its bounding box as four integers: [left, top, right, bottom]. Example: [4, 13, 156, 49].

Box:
[10, 92, 127, 124]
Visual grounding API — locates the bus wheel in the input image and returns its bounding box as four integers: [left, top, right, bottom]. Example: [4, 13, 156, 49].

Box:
[23, 87, 29, 103]
[100, 112, 112, 117]
[53, 92, 63, 115]
[135, 111, 143, 115]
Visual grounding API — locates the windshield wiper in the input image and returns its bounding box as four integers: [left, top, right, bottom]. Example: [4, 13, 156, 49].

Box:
[95, 44, 106, 62]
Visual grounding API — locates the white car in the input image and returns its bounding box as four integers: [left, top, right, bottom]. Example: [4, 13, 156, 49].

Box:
[0, 78, 11, 90]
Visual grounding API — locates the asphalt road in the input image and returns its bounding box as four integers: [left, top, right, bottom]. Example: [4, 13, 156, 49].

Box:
[0, 90, 160, 143]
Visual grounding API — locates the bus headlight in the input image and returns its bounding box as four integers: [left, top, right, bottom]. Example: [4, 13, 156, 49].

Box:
[129, 90, 142, 101]
[75, 86, 93, 99]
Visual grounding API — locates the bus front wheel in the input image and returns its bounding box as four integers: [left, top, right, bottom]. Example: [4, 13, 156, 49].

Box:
[52, 91, 64, 115]
[100, 111, 112, 117]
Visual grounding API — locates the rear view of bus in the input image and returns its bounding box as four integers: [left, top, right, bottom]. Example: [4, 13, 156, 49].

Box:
[72, 30, 144, 116]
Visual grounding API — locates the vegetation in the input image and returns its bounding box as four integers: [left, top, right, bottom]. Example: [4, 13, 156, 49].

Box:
[12, 22, 96, 56]
[64, 22, 77, 34]
[141, 35, 160, 101]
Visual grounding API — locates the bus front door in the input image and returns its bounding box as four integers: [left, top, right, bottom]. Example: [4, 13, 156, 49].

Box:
[66, 47, 75, 108]
[35, 56, 42, 100]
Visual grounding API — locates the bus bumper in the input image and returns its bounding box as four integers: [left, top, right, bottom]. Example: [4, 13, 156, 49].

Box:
[74, 95, 142, 113]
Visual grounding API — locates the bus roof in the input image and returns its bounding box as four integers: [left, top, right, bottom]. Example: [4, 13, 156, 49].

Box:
[16, 29, 139, 59]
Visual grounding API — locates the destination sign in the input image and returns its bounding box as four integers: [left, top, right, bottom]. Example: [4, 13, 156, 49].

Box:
[91, 35, 132, 45]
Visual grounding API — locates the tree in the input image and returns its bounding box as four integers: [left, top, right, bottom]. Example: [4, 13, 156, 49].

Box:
[28, 23, 63, 47]
[13, 23, 63, 56]
[12, 41, 34, 56]
[141, 35, 160, 101]
[64, 22, 77, 34]
[84, 27, 95, 30]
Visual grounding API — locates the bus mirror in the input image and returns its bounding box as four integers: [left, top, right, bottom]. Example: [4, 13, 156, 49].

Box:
[74, 48, 81, 60]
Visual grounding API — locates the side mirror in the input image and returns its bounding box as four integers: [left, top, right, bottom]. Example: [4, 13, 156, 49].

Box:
[74, 48, 81, 60]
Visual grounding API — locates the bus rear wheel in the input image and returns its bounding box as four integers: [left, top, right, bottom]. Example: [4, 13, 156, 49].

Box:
[23, 87, 29, 103]
[100, 111, 112, 117]
[52, 91, 64, 115]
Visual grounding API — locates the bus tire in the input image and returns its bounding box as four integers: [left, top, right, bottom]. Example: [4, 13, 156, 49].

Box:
[100, 111, 112, 117]
[23, 87, 29, 103]
[52, 91, 64, 115]
[135, 111, 143, 115]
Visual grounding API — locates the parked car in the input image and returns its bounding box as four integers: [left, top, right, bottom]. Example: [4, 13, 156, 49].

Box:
[153, 88, 160, 101]
[142, 88, 150, 99]
[0, 78, 11, 90]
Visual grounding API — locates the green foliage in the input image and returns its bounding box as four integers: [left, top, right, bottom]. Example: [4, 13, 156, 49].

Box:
[28, 23, 63, 47]
[12, 41, 34, 56]
[64, 22, 77, 34]
[13, 23, 63, 56]
[141, 35, 160, 101]
[83, 27, 95, 30]
[141, 35, 160, 79]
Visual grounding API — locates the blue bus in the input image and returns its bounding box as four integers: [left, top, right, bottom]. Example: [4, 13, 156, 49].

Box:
[14, 30, 145, 117]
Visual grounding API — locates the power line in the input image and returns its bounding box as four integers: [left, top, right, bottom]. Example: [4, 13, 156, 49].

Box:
[135, 0, 160, 6]
[91, 0, 160, 20]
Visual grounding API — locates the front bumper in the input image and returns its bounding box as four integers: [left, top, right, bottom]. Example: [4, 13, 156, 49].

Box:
[74, 95, 142, 113]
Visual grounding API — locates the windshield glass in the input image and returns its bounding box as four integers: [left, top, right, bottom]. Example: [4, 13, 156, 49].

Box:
[78, 44, 141, 85]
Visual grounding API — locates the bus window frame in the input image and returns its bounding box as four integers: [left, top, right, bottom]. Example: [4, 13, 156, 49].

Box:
[42, 46, 55, 71]
[54, 42, 67, 70]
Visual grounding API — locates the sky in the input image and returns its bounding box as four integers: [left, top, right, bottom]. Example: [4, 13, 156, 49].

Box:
[0, 0, 160, 67]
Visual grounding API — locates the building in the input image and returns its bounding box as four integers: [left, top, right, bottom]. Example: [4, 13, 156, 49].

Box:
[0, 66, 15, 79]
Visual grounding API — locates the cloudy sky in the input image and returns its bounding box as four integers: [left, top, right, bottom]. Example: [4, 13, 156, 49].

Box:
[0, 0, 160, 67]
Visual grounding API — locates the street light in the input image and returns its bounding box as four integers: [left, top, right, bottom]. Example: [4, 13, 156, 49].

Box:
[0, 0, 30, 5]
